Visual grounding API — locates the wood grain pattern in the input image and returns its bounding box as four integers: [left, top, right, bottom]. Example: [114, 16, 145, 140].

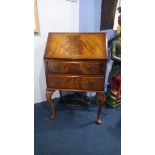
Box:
[47, 75, 104, 91]
[47, 75, 74, 89]
[74, 76, 104, 91]
[44, 33, 108, 60]
[46, 60, 106, 75]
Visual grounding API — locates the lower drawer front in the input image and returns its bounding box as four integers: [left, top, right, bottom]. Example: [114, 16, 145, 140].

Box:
[47, 75, 104, 91]
[47, 75, 74, 89]
[74, 76, 104, 91]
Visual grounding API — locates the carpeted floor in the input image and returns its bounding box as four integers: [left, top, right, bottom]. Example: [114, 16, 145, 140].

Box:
[34, 98, 121, 155]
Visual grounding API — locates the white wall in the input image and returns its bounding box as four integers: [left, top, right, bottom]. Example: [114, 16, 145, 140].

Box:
[34, 0, 79, 103]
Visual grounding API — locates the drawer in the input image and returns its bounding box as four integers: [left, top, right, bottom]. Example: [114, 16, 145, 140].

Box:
[47, 75, 74, 89]
[46, 61, 106, 75]
[47, 74, 104, 91]
[74, 76, 104, 91]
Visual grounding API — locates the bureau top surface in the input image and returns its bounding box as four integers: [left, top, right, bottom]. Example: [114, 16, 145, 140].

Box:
[44, 32, 108, 60]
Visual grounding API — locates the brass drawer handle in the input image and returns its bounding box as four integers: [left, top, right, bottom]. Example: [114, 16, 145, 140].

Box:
[87, 82, 95, 88]
[55, 80, 61, 85]
[89, 67, 96, 72]
[54, 65, 60, 71]
[99, 63, 105, 73]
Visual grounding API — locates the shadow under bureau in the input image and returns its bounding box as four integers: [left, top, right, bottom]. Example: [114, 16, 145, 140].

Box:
[44, 32, 108, 124]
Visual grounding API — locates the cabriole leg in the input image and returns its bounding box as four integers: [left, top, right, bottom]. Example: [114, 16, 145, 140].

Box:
[46, 90, 56, 120]
[59, 90, 63, 100]
[96, 92, 106, 125]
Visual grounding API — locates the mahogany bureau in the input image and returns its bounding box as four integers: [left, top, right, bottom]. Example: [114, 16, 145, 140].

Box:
[44, 32, 108, 124]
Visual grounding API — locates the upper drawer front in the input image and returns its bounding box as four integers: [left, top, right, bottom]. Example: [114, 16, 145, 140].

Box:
[47, 61, 106, 75]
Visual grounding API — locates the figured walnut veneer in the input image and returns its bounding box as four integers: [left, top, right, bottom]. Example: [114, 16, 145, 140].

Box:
[46, 61, 106, 75]
[44, 33, 107, 60]
[44, 32, 108, 124]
